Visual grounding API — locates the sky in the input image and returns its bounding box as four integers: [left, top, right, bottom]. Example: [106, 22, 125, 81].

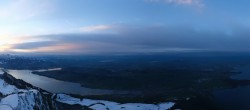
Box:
[0, 0, 250, 54]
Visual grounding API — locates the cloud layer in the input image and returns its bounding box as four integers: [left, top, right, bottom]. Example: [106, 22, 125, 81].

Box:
[146, 0, 203, 7]
[3, 24, 250, 54]
[80, 25, 112, 33]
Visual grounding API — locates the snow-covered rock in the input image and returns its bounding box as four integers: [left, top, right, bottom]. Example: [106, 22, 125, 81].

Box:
[0, 72, 176, 110]
[0, 94, 19, 108]
[56, 94, 175, 110]
[0, 74, 56, 110]
[0, 78, 17, 95]
[0, 105, 13, 110]
[0, 70, 4, 75]
[0, 81, 50, 110]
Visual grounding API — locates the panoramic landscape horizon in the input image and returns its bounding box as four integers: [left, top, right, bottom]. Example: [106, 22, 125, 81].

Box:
[1, 0, 250, 110]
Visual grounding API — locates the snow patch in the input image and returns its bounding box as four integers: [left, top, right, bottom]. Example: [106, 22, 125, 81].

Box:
[0, 94, 19, 108]
[0, 78, 48, 110]
[0, 70, 4, 75]
[0, 79, 17, 95]
[0, 105, 13, 110]
[56, 94, 175, 110]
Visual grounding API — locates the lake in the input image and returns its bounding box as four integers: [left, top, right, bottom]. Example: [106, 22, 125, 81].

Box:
[231, 66, 250, 80]
[213, 66, 250, 110]
[6, 69, 124, 96]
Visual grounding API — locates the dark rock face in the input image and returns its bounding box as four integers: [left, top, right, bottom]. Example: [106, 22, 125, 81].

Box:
[55, 101, 93, 110]
[2, 72, 35, 89]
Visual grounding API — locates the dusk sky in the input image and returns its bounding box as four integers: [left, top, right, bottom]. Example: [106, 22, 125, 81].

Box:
[0, 0, 250, 54]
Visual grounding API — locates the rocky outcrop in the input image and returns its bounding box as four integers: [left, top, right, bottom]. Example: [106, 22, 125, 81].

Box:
[0, 72, 175, 110]
[0, 72, 89, 110]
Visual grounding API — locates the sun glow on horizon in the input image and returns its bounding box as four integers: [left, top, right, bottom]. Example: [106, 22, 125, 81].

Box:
[0, 35, 67, 53]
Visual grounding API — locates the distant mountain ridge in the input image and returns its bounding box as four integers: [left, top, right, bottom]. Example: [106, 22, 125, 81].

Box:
[0, 54, 55, 70]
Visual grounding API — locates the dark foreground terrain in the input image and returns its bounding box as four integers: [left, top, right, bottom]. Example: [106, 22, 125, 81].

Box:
[1, 52, 250, 110]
